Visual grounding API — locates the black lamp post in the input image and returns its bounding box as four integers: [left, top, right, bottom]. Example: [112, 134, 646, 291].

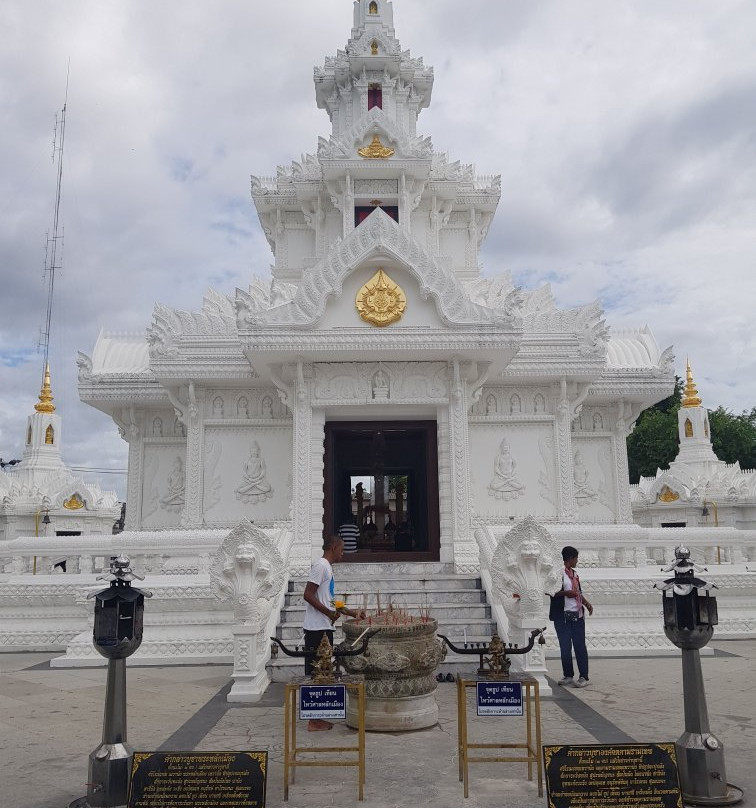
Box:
[70, 555, 152, 808]
[655, 546, 743, 805]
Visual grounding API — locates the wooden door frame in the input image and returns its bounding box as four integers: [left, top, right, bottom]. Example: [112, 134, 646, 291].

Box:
[323, 420, 440, 562]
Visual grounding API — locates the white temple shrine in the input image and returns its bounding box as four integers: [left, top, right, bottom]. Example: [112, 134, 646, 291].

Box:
[0, 365, 120, 548]
[632, 361, 756, 535]
[1, 1, 754, 698]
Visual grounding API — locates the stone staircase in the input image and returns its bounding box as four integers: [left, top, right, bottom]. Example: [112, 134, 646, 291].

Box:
[267, 562, 496, 681]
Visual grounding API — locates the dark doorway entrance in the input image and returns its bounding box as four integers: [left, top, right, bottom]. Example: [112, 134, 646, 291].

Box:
[324, 421, 440, 561]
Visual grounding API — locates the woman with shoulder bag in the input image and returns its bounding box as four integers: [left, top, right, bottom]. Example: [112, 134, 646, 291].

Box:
[550, 545, 593, 688]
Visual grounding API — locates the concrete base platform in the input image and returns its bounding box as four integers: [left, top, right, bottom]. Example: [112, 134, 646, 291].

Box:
[1, 640, 754, 808]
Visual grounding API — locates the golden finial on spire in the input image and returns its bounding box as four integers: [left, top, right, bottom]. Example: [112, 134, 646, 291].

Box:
[681, 358, 702, 408]
[34, 363, 56, 413]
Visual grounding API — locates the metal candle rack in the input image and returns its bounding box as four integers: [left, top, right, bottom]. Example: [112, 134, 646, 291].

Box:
[438, 628, 546, 679]
[270, 629, 379, 684]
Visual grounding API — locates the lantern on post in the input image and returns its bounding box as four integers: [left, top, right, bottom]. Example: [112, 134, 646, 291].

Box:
[655, 546, 743, 806]
[69, 555, 151, 808]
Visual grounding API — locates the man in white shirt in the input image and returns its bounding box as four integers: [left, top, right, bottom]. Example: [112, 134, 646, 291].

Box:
[302, 535, 363, 731]
[551, 545, 594, 688]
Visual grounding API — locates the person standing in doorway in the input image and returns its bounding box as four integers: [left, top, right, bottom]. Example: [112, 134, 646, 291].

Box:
[302, 535, 363, 731]
[338, 517, 359, 554]
[550, 545, 593, 688]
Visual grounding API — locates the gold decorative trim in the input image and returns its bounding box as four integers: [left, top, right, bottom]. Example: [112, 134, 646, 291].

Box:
[35, 363, 55, 413]
[63, 493, 85, 510]
[244, 751, 268, 775]
[356, 268, 406, 327]
[659, 486, 679, 503]
[358, 134, 394, 160]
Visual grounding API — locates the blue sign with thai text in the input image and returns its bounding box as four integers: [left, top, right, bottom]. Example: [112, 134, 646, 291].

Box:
[299, 684, 347, 720]
[476, 681, 523, 716]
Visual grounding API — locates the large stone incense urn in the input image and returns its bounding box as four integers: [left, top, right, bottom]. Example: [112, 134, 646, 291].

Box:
[341, 616, 445, 731]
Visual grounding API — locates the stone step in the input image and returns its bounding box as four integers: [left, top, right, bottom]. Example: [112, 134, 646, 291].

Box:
[326, 562, 456, 576]
[281, 603, 492, 621]
[283, 588, 486, 607]
[287, 575, 482, 593]
[275, 620, 496, 643]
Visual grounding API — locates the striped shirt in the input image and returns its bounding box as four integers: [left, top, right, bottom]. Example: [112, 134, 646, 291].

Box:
[339, 523, 360, 553]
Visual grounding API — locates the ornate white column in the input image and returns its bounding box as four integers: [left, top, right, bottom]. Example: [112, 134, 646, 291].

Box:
[116, 406, 143, 531]
[613, 400, 634, 524]
[554, 381, 578, 521]
[280, 362, 319, 577]
[449, 360, 476, 572]
[181, 384, 205, 528]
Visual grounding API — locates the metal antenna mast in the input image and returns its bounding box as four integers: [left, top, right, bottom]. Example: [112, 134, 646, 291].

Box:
[39, 67, 70, 382]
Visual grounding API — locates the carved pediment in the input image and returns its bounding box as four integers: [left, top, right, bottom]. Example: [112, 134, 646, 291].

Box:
[238, 209, 521, 330]
[318, 108, 433, 161]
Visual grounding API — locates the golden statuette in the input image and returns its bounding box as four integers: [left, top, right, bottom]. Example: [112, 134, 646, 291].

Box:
[659, 486, 680, 503]
[356, 268, 406, 327]
[358, 134, 395, 159]
[681, 359, 702, 408]
[35, 363, 55, 414]
[63, 493, 85, 510]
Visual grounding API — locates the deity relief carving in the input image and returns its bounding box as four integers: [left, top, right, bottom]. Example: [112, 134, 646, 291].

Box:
[212, 396, 224, 418]
[372, 368, 390, 399]
[235, 442, 274, 504]
[488, 437, 525, 501]
[160, 457, 186, 513]
[261, 396, 273, 417]
[533, 394, 546, 414]
[152, 417, 163, 437]
[237, 397, 249, 418]
[486, 394, 497, 415]
[573, 450, 598, 507]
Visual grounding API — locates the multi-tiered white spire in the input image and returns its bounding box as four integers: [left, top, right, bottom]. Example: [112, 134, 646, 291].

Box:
[251, 0, 500, 283]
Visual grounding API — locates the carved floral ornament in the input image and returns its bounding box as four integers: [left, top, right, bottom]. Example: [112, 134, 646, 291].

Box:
[356, 268, 406, 327]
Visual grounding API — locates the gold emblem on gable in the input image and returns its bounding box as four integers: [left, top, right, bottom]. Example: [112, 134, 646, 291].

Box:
[659, 486, 679, 503]
[358, 134, 395, 159]
[63, 493, 85, 510]
[356, 269, 406, 327]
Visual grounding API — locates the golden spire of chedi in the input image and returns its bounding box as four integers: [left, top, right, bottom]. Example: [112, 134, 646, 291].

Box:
[34, 363, 56, 413]
[681, 358, 702, 409]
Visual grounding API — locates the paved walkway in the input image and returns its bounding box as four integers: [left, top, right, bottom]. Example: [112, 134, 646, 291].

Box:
[1, 641, 753, 807]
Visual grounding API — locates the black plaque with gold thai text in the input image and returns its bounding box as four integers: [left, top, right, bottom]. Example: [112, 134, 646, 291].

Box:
[543, 743, 682, 808]
[127, 751, 267, 808]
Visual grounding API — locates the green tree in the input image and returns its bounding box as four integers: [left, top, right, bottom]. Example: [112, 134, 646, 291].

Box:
[626, 377, 682, 483]
[626, 379, 756, 482]
[709, 407, 756, 469]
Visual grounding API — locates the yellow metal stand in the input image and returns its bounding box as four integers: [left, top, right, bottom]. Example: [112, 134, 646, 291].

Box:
[283, 676, 366, 801]
[456, 674, 543, 799]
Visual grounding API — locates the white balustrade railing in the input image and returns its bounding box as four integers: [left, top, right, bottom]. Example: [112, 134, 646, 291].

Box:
[0, 522, 295, 579]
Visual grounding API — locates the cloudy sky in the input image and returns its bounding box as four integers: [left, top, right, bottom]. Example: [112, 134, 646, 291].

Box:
[1, 0, 755, 499]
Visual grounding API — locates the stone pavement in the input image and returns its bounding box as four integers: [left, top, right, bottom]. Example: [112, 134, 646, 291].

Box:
[1, 640, 753, 808]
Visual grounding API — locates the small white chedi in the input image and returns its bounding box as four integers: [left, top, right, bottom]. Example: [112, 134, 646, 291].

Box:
[0, 365, 119, 547]
[1, 1, 753, 698]
[632, 361, 756, 539]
